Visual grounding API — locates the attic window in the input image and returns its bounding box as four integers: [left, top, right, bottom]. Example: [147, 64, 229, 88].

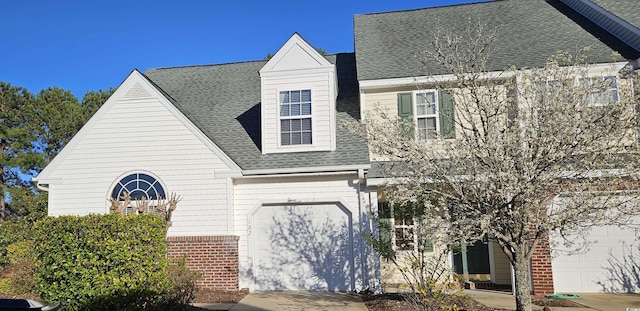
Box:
[279, 89, 312, 145]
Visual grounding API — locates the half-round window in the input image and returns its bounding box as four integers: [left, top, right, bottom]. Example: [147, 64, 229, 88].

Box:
[110, 173, 166, 214]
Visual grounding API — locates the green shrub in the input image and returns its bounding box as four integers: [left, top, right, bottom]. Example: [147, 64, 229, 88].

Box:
[162, 256, 201, 305]
[33, 214, 168, 310]
[7, 240, 36, 264]
[0, 222, 33, 268]
[0, 278, 12, 294]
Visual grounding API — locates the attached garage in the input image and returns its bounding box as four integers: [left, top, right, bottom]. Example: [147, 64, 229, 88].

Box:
[552, 221, 639, 293]
[248, 203, 356, 291]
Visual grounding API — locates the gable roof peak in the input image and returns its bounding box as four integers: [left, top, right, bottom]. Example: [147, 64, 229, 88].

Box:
[259, 33, 333, 74]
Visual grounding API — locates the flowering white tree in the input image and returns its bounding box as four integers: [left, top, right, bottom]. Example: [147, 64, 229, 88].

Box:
[358, 23, 640, 311]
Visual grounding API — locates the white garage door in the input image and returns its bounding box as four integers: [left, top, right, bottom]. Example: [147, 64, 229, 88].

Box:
[552, 223, 639, 293]
[250, 204, 355, 291]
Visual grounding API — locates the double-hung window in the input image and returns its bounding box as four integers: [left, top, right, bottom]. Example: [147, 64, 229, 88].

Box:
[378, 202, 433, 252]
[415, 91, 439, 140]
[579, 75, 618, 106]
[280, 90, 312, 145]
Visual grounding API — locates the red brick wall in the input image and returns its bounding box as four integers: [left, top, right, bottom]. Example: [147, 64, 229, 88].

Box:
[167, 235, 240, 291]
[531, 237, 554, 296]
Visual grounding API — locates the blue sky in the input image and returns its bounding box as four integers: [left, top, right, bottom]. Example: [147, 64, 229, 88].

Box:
[1, 0, 486, 98]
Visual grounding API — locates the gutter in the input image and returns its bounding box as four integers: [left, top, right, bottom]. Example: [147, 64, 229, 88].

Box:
[240, 164, 371, 177]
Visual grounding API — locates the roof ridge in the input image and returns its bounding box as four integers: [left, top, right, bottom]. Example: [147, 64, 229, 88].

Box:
[148, 59, 267, 71]
[147, 52, 354, 72]
[355, 0, 501, 17]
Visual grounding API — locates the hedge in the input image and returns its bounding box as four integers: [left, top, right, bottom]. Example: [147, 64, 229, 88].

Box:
[33, 214, 169, 310]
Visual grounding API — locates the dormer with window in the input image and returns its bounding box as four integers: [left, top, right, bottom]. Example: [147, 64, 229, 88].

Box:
[259, 33, 337, 154]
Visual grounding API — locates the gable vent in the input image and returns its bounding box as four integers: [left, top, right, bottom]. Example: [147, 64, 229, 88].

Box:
[122, 82, 152, 100]
[560, 0, 640, 53]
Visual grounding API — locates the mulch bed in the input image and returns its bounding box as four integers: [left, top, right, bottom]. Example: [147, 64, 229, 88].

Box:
[360, 292, 586, 311]
[192, 289, 248, 303]
[360, 292, 511, 311]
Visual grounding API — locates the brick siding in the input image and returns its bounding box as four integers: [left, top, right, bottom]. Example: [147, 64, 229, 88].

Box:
[167, 235, 240, 290]
[531, 237, 554, 296]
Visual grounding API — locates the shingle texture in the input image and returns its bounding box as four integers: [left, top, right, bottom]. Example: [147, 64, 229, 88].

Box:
[354, 0, 640, 81]
[143, 53, 369, 171]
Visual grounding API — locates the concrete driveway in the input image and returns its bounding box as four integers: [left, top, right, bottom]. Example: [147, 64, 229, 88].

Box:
[577, 293, 640, 311]
[229, 291, 368, 311]
[465, 289, 640, 311]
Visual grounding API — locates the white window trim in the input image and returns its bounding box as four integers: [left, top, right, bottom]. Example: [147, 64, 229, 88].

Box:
[106, 171, 168, 215]
[578, 75, 618, 107]
[277, 88, 315, 147]
[539, 75, 619, 107]
[413, 90, 440, 140]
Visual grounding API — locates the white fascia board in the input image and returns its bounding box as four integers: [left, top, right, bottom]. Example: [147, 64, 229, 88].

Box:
[259, 66, 334, 78]
[31, 177, 63, 185]
[214, 170, 244, 178]
[359, 62, 631, 90]
[358, 71, 511, 90]
[241, 164, 371, 177]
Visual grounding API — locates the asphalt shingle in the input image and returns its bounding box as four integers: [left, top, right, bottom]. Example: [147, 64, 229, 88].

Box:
[354, 0, 640, 82]
[143, 53, 370, 171]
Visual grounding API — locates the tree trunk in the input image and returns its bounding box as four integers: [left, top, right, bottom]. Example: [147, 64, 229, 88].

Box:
[512, 249, 533, 311]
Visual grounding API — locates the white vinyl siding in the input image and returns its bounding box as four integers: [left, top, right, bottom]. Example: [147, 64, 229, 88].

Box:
[45, 82, 234, 237]
[259, 34, 337, 154]
[262, 73, 335, 153]
[232, 174, 372, 291]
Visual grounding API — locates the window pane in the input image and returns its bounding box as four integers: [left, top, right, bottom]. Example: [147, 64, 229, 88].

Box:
[155, 185, 166, 199]
[417, 118, 426, 129]
[291, 119, 301, 131]
[426, 117, 436, 129]
[302, 118, 312, 130]
[129, 190, 146, 200]
[280, 104, 289, 116]
[302, 131, 312, 144]
[281, 119, 290, 131]
[301, 90, 311, 102]
[119, 174, 136, 186]
[281, 133, 290, 145]
[426, 103, 436, 115]
[301, 103, 311, 115]
[292, 132, 302, 145]
[291, 90, 301, 103]
[111, 183, 123, 199]
[417, 104, 426, 115]
[291, 103, 301, 116]
[280, 91, 289, 103]
[417, 92, 435, 104]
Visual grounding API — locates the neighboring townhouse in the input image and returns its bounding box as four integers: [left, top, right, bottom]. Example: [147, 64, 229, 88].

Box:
[355, 0, 640, 295]
[33, 0, 640, 295]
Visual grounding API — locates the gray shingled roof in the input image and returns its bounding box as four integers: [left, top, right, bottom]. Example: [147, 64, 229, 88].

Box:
[143, 53, 369, 171]
[354, 0, 640, 81]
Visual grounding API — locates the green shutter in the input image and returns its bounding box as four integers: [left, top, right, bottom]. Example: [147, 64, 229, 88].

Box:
[438, 90, 455, 139]
[397, 93, 413, 138]
[397, 93, 413, 122]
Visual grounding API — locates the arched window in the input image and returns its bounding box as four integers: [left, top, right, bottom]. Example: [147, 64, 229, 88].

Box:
[110, 173, 166, 215]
